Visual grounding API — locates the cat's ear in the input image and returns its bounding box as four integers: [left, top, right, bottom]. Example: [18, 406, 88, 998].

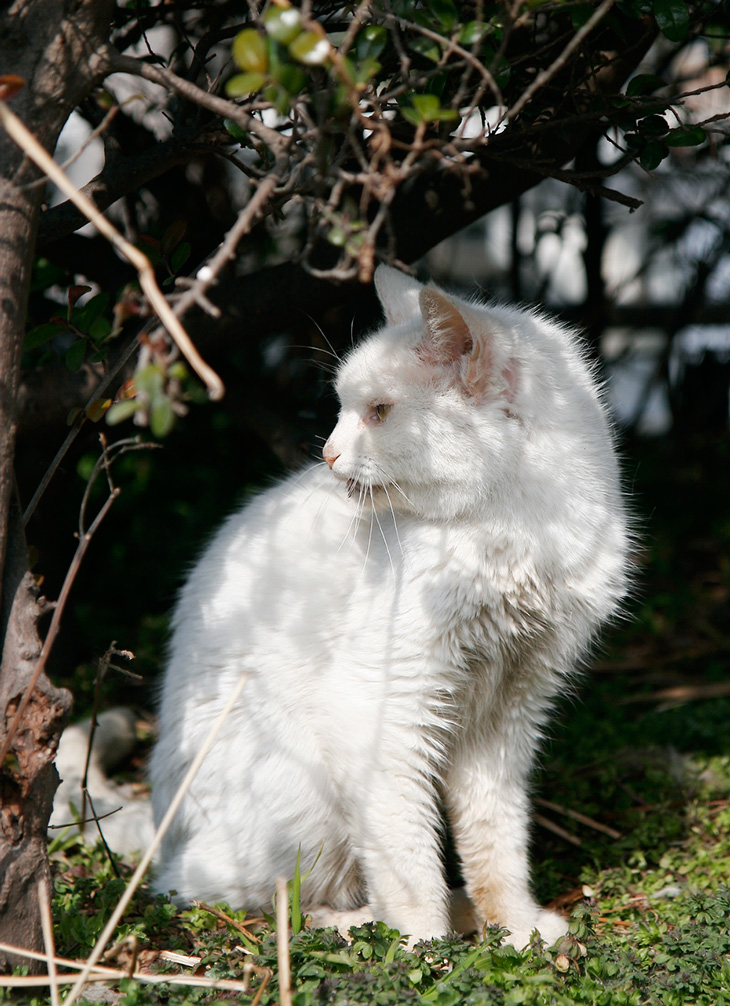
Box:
[418, 288, 519, 404]
[418, 289, 473, 364]
[374, 265, 423, 326]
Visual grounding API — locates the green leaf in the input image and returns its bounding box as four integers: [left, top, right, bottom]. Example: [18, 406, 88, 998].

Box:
[135, 363, 164, 400]
[232, 28, 268, 73]
[225, 71, 266, 98]
[403, 93, 459, 125]
[86, 398, 112, 422]
[291, 846, 302, 936]
[161, 219, 187, 257]
[354, 57, 381, 84]
[652, 0, 690, 40]
[30, 257, 66, 293]
[627, 73, 666, 97]
[430, 0, 459, 30]
[106, 399, 141, 426]
[88, 316, 112, 342]
[327, 224, 347, 247]
[75, 292, 110, 333]
[665, 124, 707, 146]
[409, 36, 441, 62]
[355, 24, 387, 60]
[459, 20, 492, 45]
[288, 30, 331, 66]
[638, 114, 668, 136]
[65, 338, 87, 371]
[170, 241, 191, 274]
[137, 235, 163, 267]
[276, 63, 306, 96]
[23, 321, 66, 350]
[570, 4, 594, 28]
[150, 395, 175, 438]
[223, 118, 249, 143]
[263, 5, 302, 45]
[639, 138, 668, 170]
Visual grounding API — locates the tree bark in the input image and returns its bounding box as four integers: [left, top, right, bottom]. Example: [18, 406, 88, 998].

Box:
[0, 500, 72, 972]
[0, 0, 114, 971]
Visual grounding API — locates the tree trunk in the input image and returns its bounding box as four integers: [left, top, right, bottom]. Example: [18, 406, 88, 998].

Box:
[0, 500, 72, 971]
[0, 0, 114, 972]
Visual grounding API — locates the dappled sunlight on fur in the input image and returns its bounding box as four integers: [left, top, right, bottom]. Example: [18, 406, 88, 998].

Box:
[145, 265, 630, 945]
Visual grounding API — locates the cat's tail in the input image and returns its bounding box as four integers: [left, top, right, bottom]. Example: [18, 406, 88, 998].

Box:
[50, 708, 155, 857]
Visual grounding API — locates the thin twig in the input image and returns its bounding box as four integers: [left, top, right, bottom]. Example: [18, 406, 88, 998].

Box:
[168, 172, 281, 325]
[0, 438, 153, 767]
[620, 681, 730, 705]
[38, 880, 59, 1006]
[25, 104, 119, 191]
[64, 672, 249, 1006]
[534, 813, 582, 847]
[0, 940, 257, 992]
[535, 797, 622, 840]
[106, 50, 287, 155]
[0, 98, 224, 400]
[276, 876, 293, 1006]
[80, 643, 134, 847]
[193, 901, 263, 943]
[505, 0, 617, 123]
[21, 335, 140, 526]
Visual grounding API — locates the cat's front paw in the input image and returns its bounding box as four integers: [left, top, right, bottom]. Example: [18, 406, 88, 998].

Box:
[306, 905, 377, 938]
[502, 908, 568, 950]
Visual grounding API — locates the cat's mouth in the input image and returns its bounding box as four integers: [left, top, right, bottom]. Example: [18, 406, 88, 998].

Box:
[345, 478, 382, 500]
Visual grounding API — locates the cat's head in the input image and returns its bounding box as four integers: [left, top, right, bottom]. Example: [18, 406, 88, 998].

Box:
[322, 266, 523, 521]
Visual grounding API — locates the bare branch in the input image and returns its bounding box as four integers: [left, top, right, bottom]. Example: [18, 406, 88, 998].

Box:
[505, 0, 618, 124]
[105, 50, 288, 155]
[0, 98, 225, 401]
[0, 436, 155, 768]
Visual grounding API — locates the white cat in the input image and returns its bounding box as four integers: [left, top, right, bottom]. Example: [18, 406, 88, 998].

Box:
[148, 265, 630, 947]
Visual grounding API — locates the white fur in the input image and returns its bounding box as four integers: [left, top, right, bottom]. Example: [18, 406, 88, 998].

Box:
[149, 266, 630, 947]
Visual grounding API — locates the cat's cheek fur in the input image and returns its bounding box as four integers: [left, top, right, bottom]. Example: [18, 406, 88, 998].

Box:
[149, 265, 631, 947]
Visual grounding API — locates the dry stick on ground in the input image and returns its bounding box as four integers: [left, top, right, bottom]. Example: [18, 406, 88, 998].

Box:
[535, 797, 623, 840]
[534, 813, 582, 847]
[620, 680, 730, 705]
[38, 880, 59, 1006]
[193, 901, 263, 944]
[0, 943, 259, 994]
[0, 97, 224, 401]
[276, 876, 294, 1006]
[63, 672, 249, 1006]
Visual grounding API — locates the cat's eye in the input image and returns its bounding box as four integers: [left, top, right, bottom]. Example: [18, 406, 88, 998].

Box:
[375, 403, 392, 422]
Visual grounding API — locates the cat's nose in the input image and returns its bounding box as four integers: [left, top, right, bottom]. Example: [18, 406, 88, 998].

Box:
[323, 442, 340, 469]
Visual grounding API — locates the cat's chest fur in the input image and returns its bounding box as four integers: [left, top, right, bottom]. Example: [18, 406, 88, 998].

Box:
[193, 474, 544, 679]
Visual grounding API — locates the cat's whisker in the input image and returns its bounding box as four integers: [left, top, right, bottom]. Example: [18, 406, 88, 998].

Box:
[358, 482, 375, 580]
[337, 492, 363, 554]
[379, 482, 404, 558]
[370, 486, 396, 577]
[374, 466, 413, 509]
[294, 312, 343, 364]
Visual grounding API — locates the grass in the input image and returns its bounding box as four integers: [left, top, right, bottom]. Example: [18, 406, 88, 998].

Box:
[5, 437, 730, 1004]
[26, 693, 728, 1006]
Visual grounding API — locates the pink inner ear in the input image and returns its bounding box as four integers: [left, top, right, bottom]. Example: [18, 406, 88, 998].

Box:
[418, 289, 472, 366]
